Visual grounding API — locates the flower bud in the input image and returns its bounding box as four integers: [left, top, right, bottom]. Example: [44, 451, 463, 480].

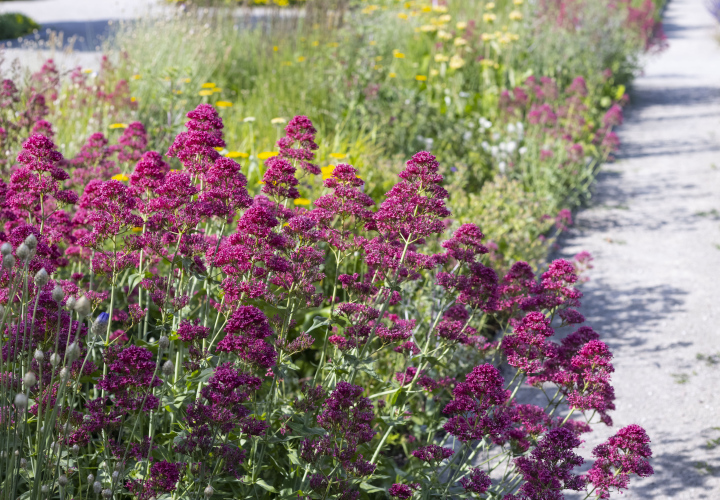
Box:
[34, 268, 49, 287]
[72, 444, 80, 454]
[87, 474, 95, 483]
[41, 484, 50, 494]
[92, 312, 110, 335]
[14, 393, 27, 408]
[111, 471, 119, 481]
[15, 243, 29, 261]
[50, 353, 61, 367]
[59, 367, 69, 381]
[204, 486, 214, 498]
[93, 481, 102, 493]
[74, 296, 92, 317]
[65, 296, 76, 311]
[52, 285, 65, 303]
[2, 254, 15, 269]
[66, 342, 80, 363]
[58, 474, 68, 487]
[102, 488, 112, 498]
[34, 349, 45, 361]
[20, 458, 27, 469]
[162, 360, 174, 377]
[158, 335, 169, 350]
[24, 234, 37, 250]
[23, 372, 37, 388]
[0, 242, 12, 255]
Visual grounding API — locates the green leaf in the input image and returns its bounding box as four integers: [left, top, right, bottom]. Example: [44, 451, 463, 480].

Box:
[255, 479, 278, 493]
[359, 482, 385, 493]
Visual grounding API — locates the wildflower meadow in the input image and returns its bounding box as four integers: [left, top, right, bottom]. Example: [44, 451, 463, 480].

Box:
[0, 0, 667, 498]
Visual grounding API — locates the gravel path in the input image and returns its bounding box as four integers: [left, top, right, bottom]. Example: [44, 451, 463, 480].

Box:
[558, 0, 720, 498]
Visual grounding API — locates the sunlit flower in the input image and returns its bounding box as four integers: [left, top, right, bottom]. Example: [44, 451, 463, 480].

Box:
[199, 90, 213, 96]
[257, 151, 278, 160]
[321, 165, 334, 179]
[329, 153, 346, 159]
[420, 25, 437, 32]
[183, 77, 191, 83]
[226, 151, 249, 158]
[398, 12, 409, 19]
[454, 37, 468, 46]
[430, 69, 439, 76]
[438, 14, 452, 23]
[449, 55, 466, 69]
[514, 0, 524, 4]
[481, 33, 495, 41]
[509, 10, 523, 20]
[201, 82, 216, 88]
[131, 74, 141, 80]
[293, 198, 311, 205]
[271, 117, 287, 125]
[456, 21, 467, 30]
[297, 56, 306, 62]
[109, 123, 128, 129]
[485, 2, 496, 9]
[215, 101, 232, 107]
[83, 68, 93, 74]
[393, 50, 405, 58]
[432, 5, 448, 12]
[415, 75, 427, 81]
[483, 13, 496, 22]
[438, 30, 452, 40]
[273, 45, 279, 51]
[111, 173, 129, 182]
[389, 72, 397, 78]
[435, 54, 449, 62]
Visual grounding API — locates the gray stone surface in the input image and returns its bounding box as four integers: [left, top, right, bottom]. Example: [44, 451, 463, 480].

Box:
[558, 0, 720, 497]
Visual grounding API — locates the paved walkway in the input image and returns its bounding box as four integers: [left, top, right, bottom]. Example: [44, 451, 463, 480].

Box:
[559, 0, 720, 498]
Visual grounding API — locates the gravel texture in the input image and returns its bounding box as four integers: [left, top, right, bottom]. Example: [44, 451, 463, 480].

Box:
[558, 0, 720, 497]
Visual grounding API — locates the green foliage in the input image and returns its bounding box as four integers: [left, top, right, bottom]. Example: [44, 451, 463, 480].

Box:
[0, 12, 39, 40]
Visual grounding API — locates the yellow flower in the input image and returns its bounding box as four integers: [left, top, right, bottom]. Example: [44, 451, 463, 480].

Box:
[183, 78, 191, 83]
[281, 61, 292, 66]
[432, 5, 448, 12]
[481, 33, 495, 41]
[485, 2, 496, 9]
[449, 55, 466, 69]
[83, 68, 93, 74]
[201, 82, 216, 89]
[415, 75, 427, 81]
[454, 37, 467, 46]
[257, 151, 278, 160]
[312, 40, 320, 47]
[374, 64, 382, 70]
[131, 227, 143, 233]
[389, 72, 397, 78]
[321, 165, 335, 179]
[198, 90, 213, 96]
[212, 87, 222, 93]
[483, 13, 496, 22]
[131, 97, 137, 102]
[293, 198, 311, 205]
[216, 101, 233, 107]
[480, 59, 495, 67]
[393, 51, 405, 58]
[214, 147, 225, 152]
[109, 123, 128, 129]
[509, 10, 522, 20]
[362, 4, 379, 14]
[438, 30, 452, 40]
[271, 117, 287, 125]
[456, 21, 467, 30]
[131, 74, 141, 80]
[173, 90, 183, 95]
[297, 56, 306, 62]
[369, 40, 376, 46]
[328, 42, 339, 47]
[434, 54, 449, 62]
[437, 14, 451, 23]
[375, 55, 383, 61]
[513, 0, 523, 4]
[226, 151, 249, 158]
[420, 24, 437, 32]
[398, 12, 408, 19]
[421, 6, 432, 12]
[430, 69, 439, 76]
[273, 45, 279, 51]
[329, 153, 346, 159]
[111, 174, 129, 182]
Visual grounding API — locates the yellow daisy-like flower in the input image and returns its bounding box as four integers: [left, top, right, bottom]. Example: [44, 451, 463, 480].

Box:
[312, 40, 319, 47]
[173, 90, 183, 95]
[183, 78, 191, 83]
[216, 101, 233, 107]
[483, 13, 496, 22]
[199, 90, 213, 96]
[421, 6, 432, 12]
[212, 87, 222, 93]
[509, 10, 522, 20]
[438, 30, 452, 40]
[480, 59, 495, 67]
[293, 198, 311, 206]
[449, 55, 466, 70]
[430, 69, 439, 77]
[131, 227, 143, 233]
[257, 151, 278, 160]
[485, 2, 496, 9]
[432, 5, 448, 12]
[514, 0, 523, 5]
[297, 56, 306, 62]
[214, 147, 225, 152]
[389, 72, 397, 78]
[328, 42, 339, 48]
[415, 75, 427, 81]
[369, 40, 376, 46]
[437, 14, 451, 23]
[131, 74, 141, 80]
[201, 82, 216, 89]
[329, 153, 346, 159]
[321, 165, 335, 179]
[109, 123, 128, 129]
[271, 117, 287, 125]
[111, 174, 129, 182]
[131, 97, 137, 102]
[454, 37, 468, 46]
[83, 68, 93, 74]
[434, 54, 449, 62]
[481, 33, 495, 41]
[456, 21, 467, 30]
[393, 51, 405, 58]
[226, 151, 249, 158]
[273, 45, 279, 51]
[420, 24, 437, 32]
[397, 12, 408, 19]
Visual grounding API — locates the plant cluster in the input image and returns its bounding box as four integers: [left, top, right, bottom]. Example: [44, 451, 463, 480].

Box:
[0, 101, 654, 499]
